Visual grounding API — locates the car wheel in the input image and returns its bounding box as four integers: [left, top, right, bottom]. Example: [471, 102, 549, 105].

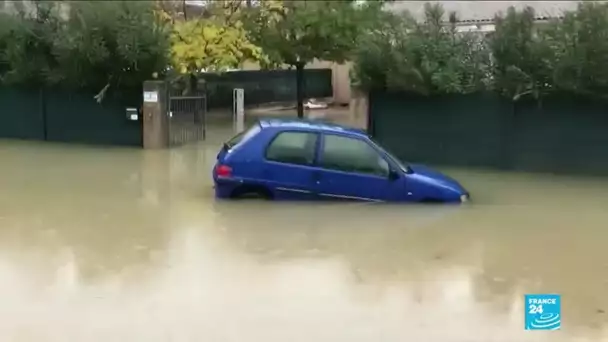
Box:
[230, 185, 273, 200]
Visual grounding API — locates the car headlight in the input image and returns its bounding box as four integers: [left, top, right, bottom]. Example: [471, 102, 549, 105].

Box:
[460, 194, 469, 203]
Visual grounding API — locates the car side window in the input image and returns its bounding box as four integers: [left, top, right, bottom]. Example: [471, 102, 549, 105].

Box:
[265, 131, 318, 165]
[320, 134, 390, 177]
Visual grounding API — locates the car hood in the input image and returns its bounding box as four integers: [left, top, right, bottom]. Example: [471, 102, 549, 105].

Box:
[408, 163, 467, 194]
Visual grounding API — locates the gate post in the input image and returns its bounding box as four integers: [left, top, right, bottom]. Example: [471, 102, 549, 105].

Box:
[143, 80, 169, 149]
[349, 87, 369, 131]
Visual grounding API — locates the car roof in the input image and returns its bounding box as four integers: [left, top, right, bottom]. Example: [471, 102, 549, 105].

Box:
[258, 118, 368, 138]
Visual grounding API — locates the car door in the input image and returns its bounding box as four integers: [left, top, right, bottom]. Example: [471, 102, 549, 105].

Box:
[262, 130, 320, 200]
[315, 133, 401, 202]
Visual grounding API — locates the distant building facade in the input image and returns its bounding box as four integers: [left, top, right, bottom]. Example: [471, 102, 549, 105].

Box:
[386, 1, 587, 33]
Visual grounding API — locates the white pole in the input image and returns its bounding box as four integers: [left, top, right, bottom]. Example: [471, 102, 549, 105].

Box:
[233, 88, 245, 133]
[232, 88, 237, 132]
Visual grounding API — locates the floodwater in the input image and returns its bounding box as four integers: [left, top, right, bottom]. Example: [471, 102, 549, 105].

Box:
[1, 127, 608, 342]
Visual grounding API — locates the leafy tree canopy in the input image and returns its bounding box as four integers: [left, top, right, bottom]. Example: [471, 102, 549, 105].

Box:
[352, 3, 491, 95]
[490, 6, 553, 100]
[244, 0, 380, 68]
[0, 1, 169, 102]
[165, 0, 263, 75]
[542, 1, 608, 99]
[0, 1, 60, 87]
[354, 1, 608, 101]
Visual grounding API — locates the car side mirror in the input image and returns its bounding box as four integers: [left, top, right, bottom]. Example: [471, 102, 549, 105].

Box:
[388, 170, 400, 181]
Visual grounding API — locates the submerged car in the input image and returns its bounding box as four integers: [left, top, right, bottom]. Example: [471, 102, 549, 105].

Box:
[213, 119, 470, 203]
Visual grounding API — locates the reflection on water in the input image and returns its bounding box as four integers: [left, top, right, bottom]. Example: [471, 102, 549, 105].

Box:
[1, 132, 608, 341]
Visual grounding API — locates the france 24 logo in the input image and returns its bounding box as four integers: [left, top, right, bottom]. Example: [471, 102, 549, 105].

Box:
[525, 294, 561, 330]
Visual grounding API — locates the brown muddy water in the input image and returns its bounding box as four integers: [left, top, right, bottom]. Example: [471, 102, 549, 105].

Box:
[1, 127, 608, 342]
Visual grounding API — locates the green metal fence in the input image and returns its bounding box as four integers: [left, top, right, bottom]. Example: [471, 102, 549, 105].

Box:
[201, 69, 333, 109]
[0, 86, 45, 140]
[0, 86, 143, 146]
[370, 91, 608, 176]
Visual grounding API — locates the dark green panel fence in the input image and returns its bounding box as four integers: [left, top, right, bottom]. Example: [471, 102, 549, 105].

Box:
[201, 69, 333, 109]
[0, 86, 143, 147]
[370, 91, 608, 176]
[370, 92, 512, 169]
[0, 87, 45, 140]
[45, 88, 142, 146]
[509, 96, 608, 175]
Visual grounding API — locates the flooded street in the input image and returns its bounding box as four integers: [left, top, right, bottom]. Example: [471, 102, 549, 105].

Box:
[1, 127, 608, 342]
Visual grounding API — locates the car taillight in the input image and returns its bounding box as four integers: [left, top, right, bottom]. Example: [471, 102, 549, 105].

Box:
[216, 164, 232, 177]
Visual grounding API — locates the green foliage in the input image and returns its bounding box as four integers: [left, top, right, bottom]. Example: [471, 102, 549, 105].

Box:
[168, 1, 262, 74]
[243, 0, 375, 67]
[0, 1, 60, 86]
[490, 2, 608, 100]
[352, 3, 492, 95]
[5, 0, 608, 104]
[354, 1, 608, 101]
[0, 1, 169, 101]
[542, 2, 608, 99]
[350, 7, 415, 91]
[0, 0, 264, 97]
[51, 1, 170, 96]
[490, 6, 554, 100]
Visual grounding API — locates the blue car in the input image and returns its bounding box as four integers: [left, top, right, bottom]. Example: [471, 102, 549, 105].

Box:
[213, 119, 470, 203]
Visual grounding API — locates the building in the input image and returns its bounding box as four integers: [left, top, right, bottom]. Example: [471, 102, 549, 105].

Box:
[386, 1, 588, 33]
[1, 0, 69, 19]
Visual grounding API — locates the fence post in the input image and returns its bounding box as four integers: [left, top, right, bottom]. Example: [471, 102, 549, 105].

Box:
[142, 80, 168, 149]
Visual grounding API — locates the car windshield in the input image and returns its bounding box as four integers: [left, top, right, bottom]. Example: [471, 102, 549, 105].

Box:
[225, 123, 261, 149]
[368, 136, 409, 172]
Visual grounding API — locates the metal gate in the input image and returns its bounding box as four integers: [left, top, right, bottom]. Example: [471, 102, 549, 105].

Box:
[167, 88, 207, 147]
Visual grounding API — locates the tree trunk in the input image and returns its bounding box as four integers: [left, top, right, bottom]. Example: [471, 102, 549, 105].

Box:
[295, 61, 305, 118]
[188, 73, 198, 95]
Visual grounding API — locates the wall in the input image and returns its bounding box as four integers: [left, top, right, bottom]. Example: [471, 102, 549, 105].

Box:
[0, 86, 143, 146]
[369, 91, 608, 176]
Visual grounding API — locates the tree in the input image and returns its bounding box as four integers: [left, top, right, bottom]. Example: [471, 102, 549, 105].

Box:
[0, 1, 60, 87]
[489, 6, 554, 101]
[244, 0, 378, 118]
[164, 0, 263, 93]
[51, 1, 170, 101]
[543, 2, 608, 99]
[349, 3, 412, 92]
[348, 1, 608, 102]
[0, 1, 170, 102]
[352, 3, 491, 95]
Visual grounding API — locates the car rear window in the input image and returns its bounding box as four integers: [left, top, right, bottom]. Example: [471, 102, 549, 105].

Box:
[225, 124, 262, 149]
[265, 131, 318, 165]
